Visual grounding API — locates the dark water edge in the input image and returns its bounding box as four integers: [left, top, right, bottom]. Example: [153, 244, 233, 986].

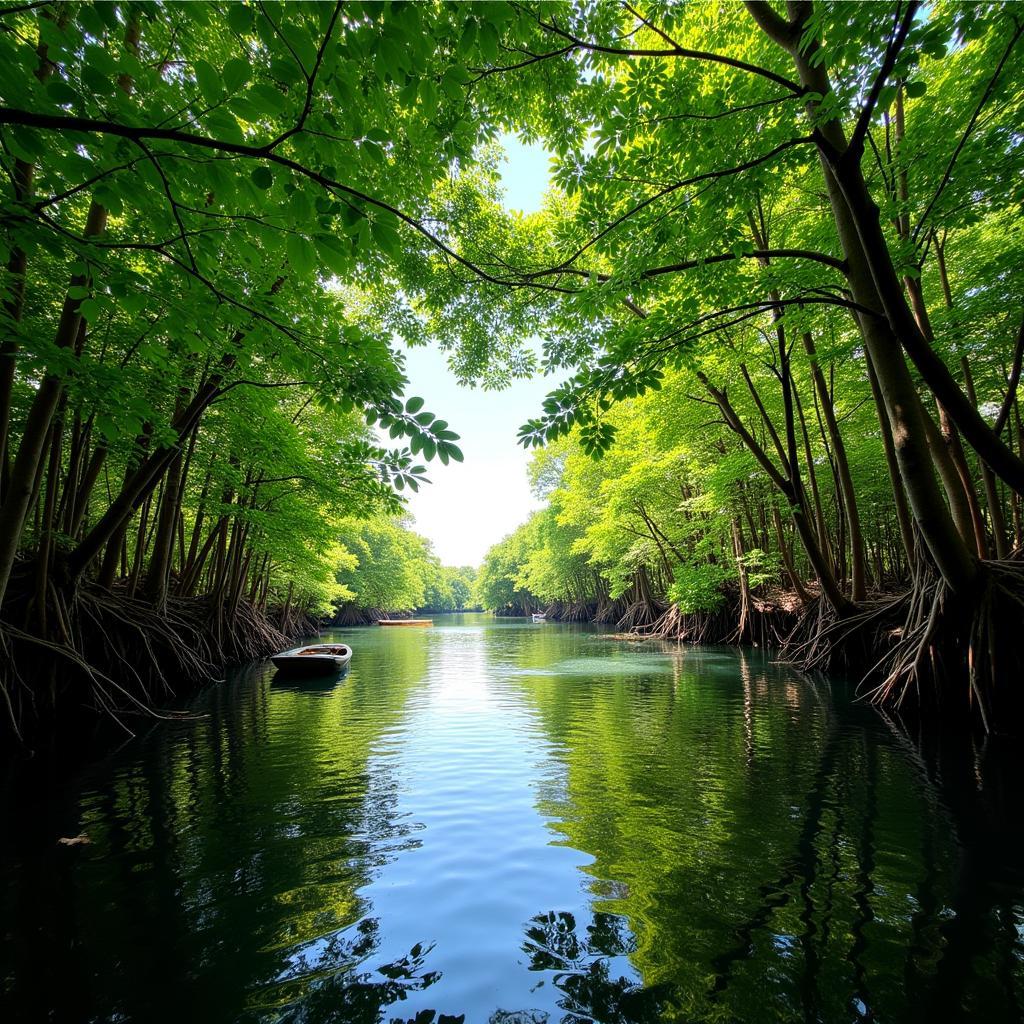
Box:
[1, 614, 1022, 1023]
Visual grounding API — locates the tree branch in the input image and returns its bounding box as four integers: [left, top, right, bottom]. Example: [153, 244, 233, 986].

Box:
[912, 19, 1024, 244]
[527, 5, 803, 93]
[847, 2, 919, 160]
[994, 311, 1024, 435]
[524, 247, 847, 286]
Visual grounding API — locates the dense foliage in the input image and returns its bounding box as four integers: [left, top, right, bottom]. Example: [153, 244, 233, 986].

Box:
[457, 1, 1024, 726]
[334, 516, 477, 618]
[0, 0, 488, 729]
[2, 0, 1022, 732]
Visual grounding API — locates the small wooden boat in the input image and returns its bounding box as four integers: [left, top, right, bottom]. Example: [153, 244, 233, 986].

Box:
[271, 643, 352, 677]
[377, 619, 433, 627]
[532, 612, 547, 623]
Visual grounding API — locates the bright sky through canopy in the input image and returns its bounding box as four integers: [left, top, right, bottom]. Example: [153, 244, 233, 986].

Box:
[400, 135, 552, 567]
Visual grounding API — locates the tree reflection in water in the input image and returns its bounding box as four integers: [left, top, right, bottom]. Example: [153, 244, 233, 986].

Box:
[519, 911, 673, 1024]
[264, 918, 462, 1024]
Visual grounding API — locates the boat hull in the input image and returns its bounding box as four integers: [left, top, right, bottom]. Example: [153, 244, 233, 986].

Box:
[271, 644, 352, 677]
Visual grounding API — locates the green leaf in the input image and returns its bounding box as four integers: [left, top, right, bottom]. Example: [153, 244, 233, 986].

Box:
[314, 233, 352, 274]
[479, 21, 500, 63]
[441, 64, 471, 99]
[286, 233, 316, 276]
[194, 59, 222, 104]
[251, 166, 273, 189]
[83, 44, 118, 77]
[80, 64, 114, 96]
[77, 6, 106, 39]
[223, 57, 250, 93]
[405, 396, 425, 414]
[905, 80, 927, 99]
[248, 82, 288, 114]
[227, 4, 255, 34]
[47, 79, 81, 106]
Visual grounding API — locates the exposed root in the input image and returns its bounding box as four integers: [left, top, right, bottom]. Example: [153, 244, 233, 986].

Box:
[637, 588, 798, 648]
[543, 600, 597, 622]
[593, 597, 625, 624]
[616, 596, 666, 632]
[858, 561, 1024, 730]
[613, 558, 1024, 733]
[780, 558, 1024, 732]
[1, 578, 300, 743]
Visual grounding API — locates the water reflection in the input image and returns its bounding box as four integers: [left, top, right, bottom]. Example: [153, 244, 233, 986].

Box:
[1, 617, 1021, 1023]
[270, 672, 349, 695]
[521, 911, 670, 1023]
[254, 924, 444, 1024]
[513, 644, 1024, 1023]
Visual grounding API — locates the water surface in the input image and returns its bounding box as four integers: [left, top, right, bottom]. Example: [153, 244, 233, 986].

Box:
[2, 614, 1022, 1023]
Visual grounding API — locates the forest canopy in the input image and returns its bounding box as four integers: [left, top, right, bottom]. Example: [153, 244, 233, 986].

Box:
[1, 0, 1022, 734]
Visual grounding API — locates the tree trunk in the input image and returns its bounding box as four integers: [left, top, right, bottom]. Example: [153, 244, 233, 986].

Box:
[773, 506, 811, 605]
[802, 333, 868, 598]
[0, 202, 108, 608]
[697, 370, 852, 612]
[747, 2, 978, 595]
[0, 11, 63, 500]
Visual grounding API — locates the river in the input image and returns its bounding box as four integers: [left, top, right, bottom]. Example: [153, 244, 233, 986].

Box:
[1, 614, 1022, 1022]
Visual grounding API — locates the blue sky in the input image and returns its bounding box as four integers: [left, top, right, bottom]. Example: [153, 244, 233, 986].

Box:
[399, 135, 553, 567]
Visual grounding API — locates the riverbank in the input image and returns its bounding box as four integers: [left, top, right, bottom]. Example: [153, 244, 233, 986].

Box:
[0, 569, 319, 753]
[526, 579, 1022, 728]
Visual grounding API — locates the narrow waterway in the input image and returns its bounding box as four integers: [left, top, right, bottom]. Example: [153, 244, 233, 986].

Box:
[2, 615, 1022, 1023]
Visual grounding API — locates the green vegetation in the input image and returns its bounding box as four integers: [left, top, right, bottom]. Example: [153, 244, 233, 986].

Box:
[334, 516, 477, 621]
[460, 1, 1024, 729]
[0, 1, 482, 730]
[1, 1, 1022, 733]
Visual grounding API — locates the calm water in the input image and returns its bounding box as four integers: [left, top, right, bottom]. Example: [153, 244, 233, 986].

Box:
[2, 614, 1022, 1023]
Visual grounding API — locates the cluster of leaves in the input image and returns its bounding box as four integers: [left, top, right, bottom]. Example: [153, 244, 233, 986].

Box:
[0, 0, 529, 618]
[483, 351, 882, 616]
[334, 516, 477, 615]
[441, 1, 1023, 625]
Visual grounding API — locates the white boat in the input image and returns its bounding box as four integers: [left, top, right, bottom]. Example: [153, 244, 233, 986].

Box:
[532, 612, 547, 623]
[271, 643, 352, 677]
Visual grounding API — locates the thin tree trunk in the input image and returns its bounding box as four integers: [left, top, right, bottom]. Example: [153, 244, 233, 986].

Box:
[697, 370, 851, 612]
[794, 383, 834, 575]
[0, 203, 108, 608]
[0, 12, 62, 500]
[732, 518, 752, 642]
[934, 235, 1008, 558]
[773, 506, 811, 605]
[127, 494, 153, 598]
[802, 332, 868, 598]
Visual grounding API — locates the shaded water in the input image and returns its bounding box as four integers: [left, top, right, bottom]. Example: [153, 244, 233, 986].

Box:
[2, 614, 1022, 1023]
